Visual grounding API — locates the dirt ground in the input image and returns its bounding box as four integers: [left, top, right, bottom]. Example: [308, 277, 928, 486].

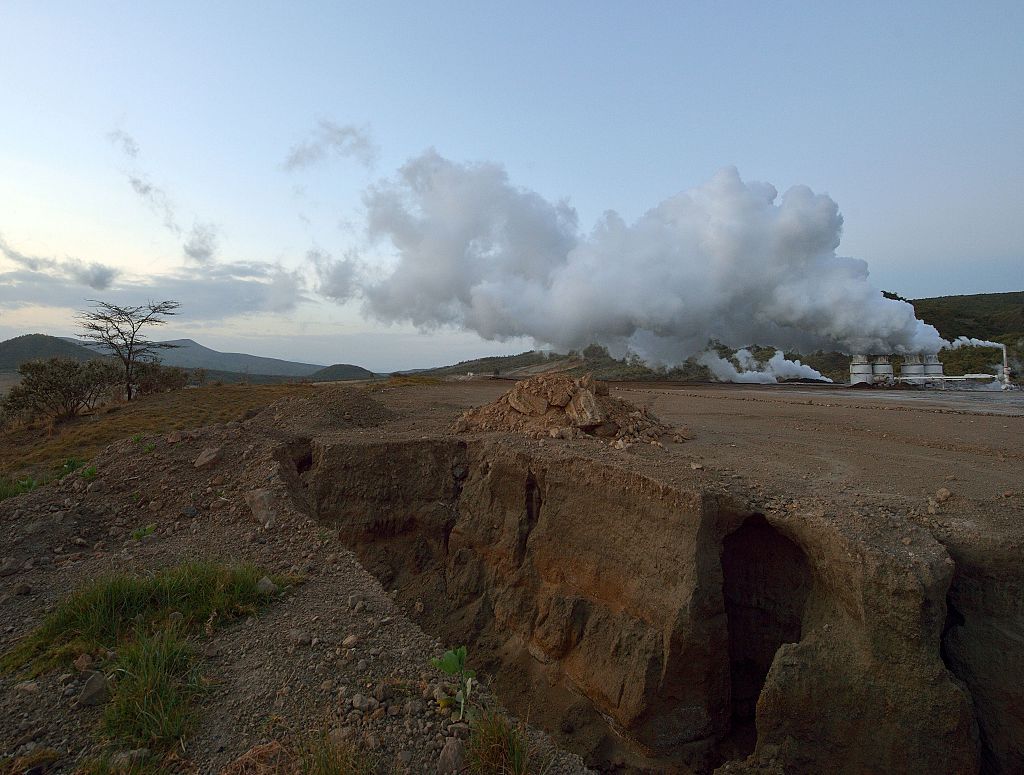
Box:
[0, 378, 1020, 774]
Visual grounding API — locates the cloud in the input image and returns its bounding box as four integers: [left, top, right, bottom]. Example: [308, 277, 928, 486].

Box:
[344, 154, 946, 362]
[107, 128, 140, 159]
[308, 247, 359, 301]
[128, 175, 181, 235]
[284, 121, 378, 170]
[183, 222, 219, 263]
[0, 234, 119, 291]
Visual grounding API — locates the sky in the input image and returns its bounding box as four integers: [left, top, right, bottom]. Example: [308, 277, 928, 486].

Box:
[1, 1, 1021, 371]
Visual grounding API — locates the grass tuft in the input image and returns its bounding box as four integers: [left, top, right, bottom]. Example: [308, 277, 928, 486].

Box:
[0, 561, 278, 675]
[102, 627, 201, 748]
[466, 710, 549, 775]
[299, 730, 378, 775]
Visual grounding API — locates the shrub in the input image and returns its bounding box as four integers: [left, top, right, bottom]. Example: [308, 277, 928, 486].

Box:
[134, 361, 189, 395]
[1, 357, 119, 423]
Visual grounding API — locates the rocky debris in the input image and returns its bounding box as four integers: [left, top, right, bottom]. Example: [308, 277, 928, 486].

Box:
[0, 555, 23, 576]
[256, 576, 278, 596]
[453, 373, 670, 444]
[436, 736, 465, 773]
[194, 446, 224, 468]
[244, 489, 277, 529]
[77, 671, 109, 706]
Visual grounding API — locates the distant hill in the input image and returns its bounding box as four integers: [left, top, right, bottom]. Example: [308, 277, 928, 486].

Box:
[310, 364, 376, 381]
[910, 291, 1024, 342]
[0, 334, 104, 371]
[68, 337, 325, 377]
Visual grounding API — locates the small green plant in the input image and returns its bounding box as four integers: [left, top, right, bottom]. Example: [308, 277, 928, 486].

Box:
[0, 477, 40, 502]
[61, 457, 86, 475]
[131, 433, 143, 444]
[431, 645, 476, 721]
[143, 442, 156, 454]
[131, 524, 157, 541]
[81, 466, 98, 480]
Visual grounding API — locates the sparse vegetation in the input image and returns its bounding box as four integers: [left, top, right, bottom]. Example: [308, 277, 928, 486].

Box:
[0, 561, 280, 675]
[1, 357, 119, 424]
[0, 382, 316, 482]
[131, 524, 156, 540]
[0, 562, 288, 767]
[299, 729, 379, 775]
[466, 710, 550, 775]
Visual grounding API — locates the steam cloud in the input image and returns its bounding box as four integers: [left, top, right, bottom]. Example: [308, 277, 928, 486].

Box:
[327, 152, 945, 365]
[946, 336, 1003, 350]
[699, 349, 832, 383]
[284, 121, 378, 170]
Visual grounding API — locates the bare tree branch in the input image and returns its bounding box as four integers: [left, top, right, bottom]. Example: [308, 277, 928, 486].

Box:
[76, 300, 181, 401]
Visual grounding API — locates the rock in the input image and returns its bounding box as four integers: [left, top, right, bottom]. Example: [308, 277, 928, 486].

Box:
[342, 634, 360, 648]
[109, 748, 150, 768]
[15, 681, 39, 694]
[507, 384, 549, 417]
[0, 556, 23, 577]
[78, 671, 109, 706]
[690, 462, 704, 470]
[566, 388, 604, 428]
[86, 479, 105, 494]
[181, 504, 199, 518]
[244, 489, 276, 529]
[351, 693, 372, 711]
[194, 447, 223, 469]
[14, 583, 31, 596]
[436, 737, 465, 773]
[935, 487, 953, 503]
[166, 430, 184, 443]
[256, 576, 278, 596]
[74, 653, 93, 672]
[288, 629, 312, 646]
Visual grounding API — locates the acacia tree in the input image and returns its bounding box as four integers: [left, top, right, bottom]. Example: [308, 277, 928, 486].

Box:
[77, 300, 181, 401]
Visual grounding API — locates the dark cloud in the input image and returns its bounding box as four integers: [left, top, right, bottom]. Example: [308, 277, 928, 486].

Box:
[284, 121, 378, 170]
[183, 222, 218, 263]
[0, 234, 119, 291]
[308, 247, 359, 301]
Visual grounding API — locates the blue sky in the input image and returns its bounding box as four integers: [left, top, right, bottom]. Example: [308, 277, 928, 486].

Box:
[1, 1, 1021, 369]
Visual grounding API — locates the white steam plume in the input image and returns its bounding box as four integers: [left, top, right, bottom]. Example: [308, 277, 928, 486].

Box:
[945, 336, 1003, 350]
[699, 349, 832, 383]
[339, 153, 944, 364]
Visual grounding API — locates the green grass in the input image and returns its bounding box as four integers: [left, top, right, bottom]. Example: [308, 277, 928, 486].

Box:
[0, 561, 278, 675]
[0, 561, 288, 766]
[466, 710, 550, 775]
[131, 524, 156, 541]
[102, 627, 202, 748]
[0, 476, 38, 501]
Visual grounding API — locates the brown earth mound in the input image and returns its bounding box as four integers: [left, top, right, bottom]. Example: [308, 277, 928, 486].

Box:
[453, 373, 670, 444]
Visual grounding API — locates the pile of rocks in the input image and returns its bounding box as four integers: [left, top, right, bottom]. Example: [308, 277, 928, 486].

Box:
[453, 373, 669, 445]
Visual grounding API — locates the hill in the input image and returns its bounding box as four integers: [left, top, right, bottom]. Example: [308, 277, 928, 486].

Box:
[910, 291, 1024, 342]
[0, 334, 104, 371]
[68, 338, 326, 377]
[310, 363, 377, 381]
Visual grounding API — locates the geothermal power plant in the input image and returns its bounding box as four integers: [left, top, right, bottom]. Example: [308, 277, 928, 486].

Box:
[849, 344, 1012, 388]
